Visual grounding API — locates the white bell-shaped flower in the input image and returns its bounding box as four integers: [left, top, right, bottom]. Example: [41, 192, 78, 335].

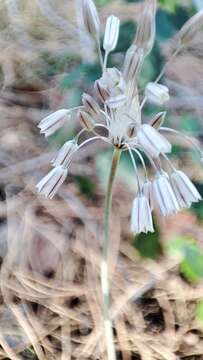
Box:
[36, 166, 68, 199]
[153, 172, 180, 216]
[131, 196, 154, 234]
[170, 170, 201, 208]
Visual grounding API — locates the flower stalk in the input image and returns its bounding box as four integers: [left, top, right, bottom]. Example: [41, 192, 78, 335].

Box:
[101, 147, 121, 360]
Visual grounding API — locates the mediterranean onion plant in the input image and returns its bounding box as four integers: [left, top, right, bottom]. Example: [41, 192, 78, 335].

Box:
[36, 1, 203, 358]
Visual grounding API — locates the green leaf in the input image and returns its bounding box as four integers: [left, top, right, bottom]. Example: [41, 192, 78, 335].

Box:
[197, 301, 203, 329]
[167, 237, 203, 283]
[191, 183, 203, 220]
[159, 0, 178, 13]
[133, 222, 162, 259]
[75, 176, 96, 198]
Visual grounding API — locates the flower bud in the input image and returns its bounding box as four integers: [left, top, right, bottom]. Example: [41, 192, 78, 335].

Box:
[145, 82, 170, 105]
[178, 10, 203, 45]
[82, 93, 100, 116]
[78, 110, 95, 131]
[150, 112, 166, 129]
[103, 15, 120, 53]
[135, 0, 156, 56]
[123, 45, 144, 83]
[82, 0, 100, 39]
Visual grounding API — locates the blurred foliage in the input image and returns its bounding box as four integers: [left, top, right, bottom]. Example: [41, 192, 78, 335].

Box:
[167, 236, 203, 282]
[159, 0, 179, 12]
[75, 176, 96, 198]
[191, 183, 203, 220]
[197, 301, 203, 328]
[167, 236, 203, 327]
[133, 221, 162, 259]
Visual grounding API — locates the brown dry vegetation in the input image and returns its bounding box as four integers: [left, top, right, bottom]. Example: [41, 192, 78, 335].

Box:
[0, 0, 203, 359]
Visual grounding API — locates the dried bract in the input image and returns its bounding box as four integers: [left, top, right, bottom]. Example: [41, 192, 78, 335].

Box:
[78, 110, 95, 131]
[150, 112, 166, 129]
[82, 93, 100, 116]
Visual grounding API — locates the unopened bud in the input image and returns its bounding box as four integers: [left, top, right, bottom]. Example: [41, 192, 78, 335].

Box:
[123, 45, 144, 82]
[94, 80, 109, 103]
[135, 0, 156, 56]
[82, 93, 100, 116]
[127, 123, 137, 138]
[177, 10, 203, 45]
[150, 112, 166, 129]
[145, 82, 169, 105]
[103, 15, 120, 53]
[78, 111, 95, 131]
[82, 0, 100, 39]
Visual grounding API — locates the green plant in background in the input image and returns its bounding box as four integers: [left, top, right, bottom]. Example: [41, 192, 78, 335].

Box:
[167, 236, 203, 328]
[159, 0, 179, 13]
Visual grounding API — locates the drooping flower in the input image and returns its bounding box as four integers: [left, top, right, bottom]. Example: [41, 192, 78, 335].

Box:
[51, 140, 78, 168]
[131, 196, 154, 234]
[36, 166, 68, 199]
[170, 170, 202, 208]
[153, 172, 180, 216]
[38, 109, 70, 137]
[145, 82, 170, 105]
[137, 124, 171, 158]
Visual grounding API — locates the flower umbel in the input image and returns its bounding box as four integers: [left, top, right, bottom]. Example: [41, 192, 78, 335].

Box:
[37, 0, 203, 233]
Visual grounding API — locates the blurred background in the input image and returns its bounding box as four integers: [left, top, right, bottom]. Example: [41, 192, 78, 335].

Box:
[0, 0, 203, 359]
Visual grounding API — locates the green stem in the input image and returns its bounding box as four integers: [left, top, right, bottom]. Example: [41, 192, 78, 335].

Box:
[101, 147, 121, 360]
